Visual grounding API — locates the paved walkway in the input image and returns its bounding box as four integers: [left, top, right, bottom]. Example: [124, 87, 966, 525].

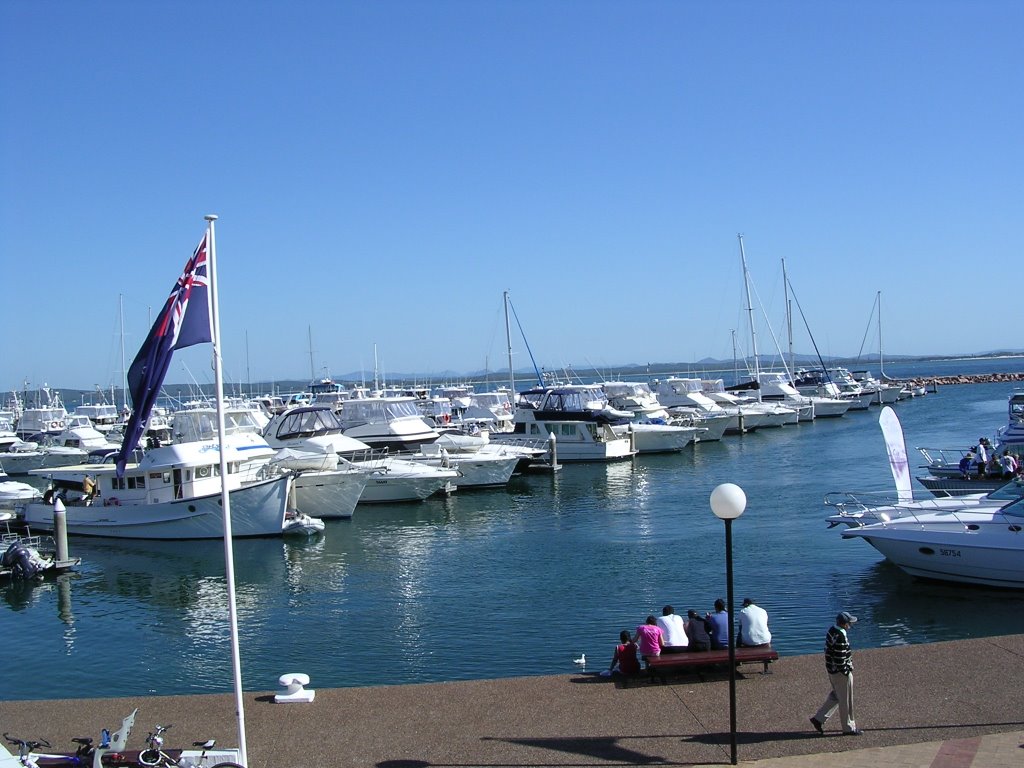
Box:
[2, 634, 1022, 767]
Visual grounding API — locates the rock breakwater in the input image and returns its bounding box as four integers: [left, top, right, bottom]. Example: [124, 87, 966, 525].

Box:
[897, 372, 1024, 387]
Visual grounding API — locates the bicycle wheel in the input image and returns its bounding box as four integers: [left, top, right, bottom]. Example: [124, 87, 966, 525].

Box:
[138, 748, 163, 766]
[209, 763, 245, 767]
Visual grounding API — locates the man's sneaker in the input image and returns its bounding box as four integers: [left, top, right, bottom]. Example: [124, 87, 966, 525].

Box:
[809, 717, 824, 734]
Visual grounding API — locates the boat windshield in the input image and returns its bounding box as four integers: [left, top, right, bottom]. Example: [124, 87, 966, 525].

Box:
[340, 398, 421, 424]
[986, 479, 1024, 501]
[273, 407, 344, 440]
[1000, 494, 1024, 517]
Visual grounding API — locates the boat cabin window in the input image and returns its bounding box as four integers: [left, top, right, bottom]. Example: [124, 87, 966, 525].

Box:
[275, 408, 343, 440]
[110, 475, 146, 491]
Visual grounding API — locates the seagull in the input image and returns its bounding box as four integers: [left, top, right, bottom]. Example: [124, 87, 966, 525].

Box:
[573, 653, 586, 665]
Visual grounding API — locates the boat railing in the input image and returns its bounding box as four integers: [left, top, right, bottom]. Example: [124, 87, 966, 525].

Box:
[487, 434, 552, 452]
[917, 446, 973, 468]
[823, 489, 958, 519]
[338, 447, 391, 470]
[1, 531, 56, 553]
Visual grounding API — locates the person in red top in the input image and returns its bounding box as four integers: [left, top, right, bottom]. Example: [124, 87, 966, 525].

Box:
[609, 630, 641, 676]
[633, 615, 665, 662]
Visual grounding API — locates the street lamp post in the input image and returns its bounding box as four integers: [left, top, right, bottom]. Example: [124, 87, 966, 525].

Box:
[710, 482, 747, 766]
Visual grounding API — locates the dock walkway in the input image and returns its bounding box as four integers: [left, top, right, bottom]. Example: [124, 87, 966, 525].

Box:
[1, 634, 1021, 767]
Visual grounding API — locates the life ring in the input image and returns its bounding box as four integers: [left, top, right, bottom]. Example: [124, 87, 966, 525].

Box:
[50, 420, 61, 430]
[442, 414, 451, 424]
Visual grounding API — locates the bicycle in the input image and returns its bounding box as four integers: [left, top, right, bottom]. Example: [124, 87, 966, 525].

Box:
[3, 733, 49, 766]
[137, 724, 242, 768]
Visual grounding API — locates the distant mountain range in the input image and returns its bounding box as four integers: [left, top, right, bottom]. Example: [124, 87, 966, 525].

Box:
[24, 350, 1024, 408]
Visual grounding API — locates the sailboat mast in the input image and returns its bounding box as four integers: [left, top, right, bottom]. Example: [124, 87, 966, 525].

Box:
[504, 290, 515, 398]
[308, 326, 315, 381]
[878, 290, 885, 377]
[373, 343, 379, 392]
[738, 234, 762, 400]
[119, 293, 128, 410]
[783, 258, 794, 377]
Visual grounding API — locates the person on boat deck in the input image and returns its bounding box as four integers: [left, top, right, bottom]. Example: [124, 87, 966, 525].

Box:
[974, 439, 989, 479]
[958, 452, 974, 479]
[738, 598, 773, 648]
[707, 598, 730, 650]
[986, 453, 1002, 478]
[608, 630, 641, 677]
[656, 605, 689, 654]
[633, 615, 665, 663]
[1000, 450, 1019, 479]
[685, 609, 712, 652]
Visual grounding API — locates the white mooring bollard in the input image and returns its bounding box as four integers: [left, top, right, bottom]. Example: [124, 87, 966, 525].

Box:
[275, 672, 315, 703]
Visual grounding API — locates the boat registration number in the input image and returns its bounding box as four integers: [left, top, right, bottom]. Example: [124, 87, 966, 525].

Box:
[939, 548, 962, 557]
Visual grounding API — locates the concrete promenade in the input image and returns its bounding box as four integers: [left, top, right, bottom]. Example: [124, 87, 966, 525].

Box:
[2, 634, 1022, 767]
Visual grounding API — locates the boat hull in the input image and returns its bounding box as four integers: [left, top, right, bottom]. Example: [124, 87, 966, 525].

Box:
[292, 468, 368, 519]
[21, 475, 290, 539]
[843, 517, 1024, 589]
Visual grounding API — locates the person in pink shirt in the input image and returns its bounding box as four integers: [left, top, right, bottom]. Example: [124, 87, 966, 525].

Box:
[633, 615, 665, 663]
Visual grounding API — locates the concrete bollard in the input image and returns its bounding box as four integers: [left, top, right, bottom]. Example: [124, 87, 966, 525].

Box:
[548, 433, 559, 470]
[53, 497, 69, 564]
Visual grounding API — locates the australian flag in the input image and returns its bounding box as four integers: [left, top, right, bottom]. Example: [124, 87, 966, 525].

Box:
[115, 235, 213, 475]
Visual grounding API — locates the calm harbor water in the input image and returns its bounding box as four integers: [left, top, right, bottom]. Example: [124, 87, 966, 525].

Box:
[4, 358, 1024, 702]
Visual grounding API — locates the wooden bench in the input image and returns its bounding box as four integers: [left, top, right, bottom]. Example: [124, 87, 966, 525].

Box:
[643, 646, 779, 684]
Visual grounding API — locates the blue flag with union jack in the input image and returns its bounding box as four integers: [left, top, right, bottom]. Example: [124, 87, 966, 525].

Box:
[116, 235, 213, 475]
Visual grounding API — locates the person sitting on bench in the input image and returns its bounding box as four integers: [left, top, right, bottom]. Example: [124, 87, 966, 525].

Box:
[633, 615, 665, 663]
[656, 605, 689, 654]
[707, 599, 729, 650]
[738, 597, 772, 648]
[685, 609, 711, 652]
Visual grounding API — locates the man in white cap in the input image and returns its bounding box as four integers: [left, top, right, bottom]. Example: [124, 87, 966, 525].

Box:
[810, 611, 864, 736]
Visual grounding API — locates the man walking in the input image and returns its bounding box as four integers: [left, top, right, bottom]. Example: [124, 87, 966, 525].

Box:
[810, 611, 864, 736]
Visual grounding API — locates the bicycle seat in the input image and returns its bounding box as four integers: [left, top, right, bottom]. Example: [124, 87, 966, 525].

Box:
[193, 739, 216, 749]
[72, 737, 93, 746]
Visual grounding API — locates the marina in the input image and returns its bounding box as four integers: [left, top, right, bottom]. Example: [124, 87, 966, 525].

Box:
[2, 359, 1024, 702]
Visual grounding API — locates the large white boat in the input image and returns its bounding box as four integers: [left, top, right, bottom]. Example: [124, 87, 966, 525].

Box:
[264, 406, 456, 504]
[996, 389, 1024, 448]
[824, 480, 1024, 528]
[20, 439, 291, 539]
[730, 372, 849, 420]
[15, 386, 68, 439]
[839, 493, 1024, 588]
[337, 396, 441, 452]
[598, 381, 702, 452]
[500, 385, 635, 462]
[655, 377, 765, 434]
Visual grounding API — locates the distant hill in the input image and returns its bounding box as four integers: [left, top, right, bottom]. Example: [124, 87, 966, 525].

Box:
[24, 350, 1024, 408]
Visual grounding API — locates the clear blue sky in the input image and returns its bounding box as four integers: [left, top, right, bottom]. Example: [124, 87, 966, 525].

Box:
[2, 1, 1020, 392]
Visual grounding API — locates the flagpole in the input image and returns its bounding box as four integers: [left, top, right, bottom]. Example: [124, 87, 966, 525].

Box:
[205, 213, 249, 767]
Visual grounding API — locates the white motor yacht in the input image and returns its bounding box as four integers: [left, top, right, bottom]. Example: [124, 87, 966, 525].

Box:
[264, 406, 457, 504]
[839, 493, 1024, 588]
[337, 396, 441, 452]
[654, 377, 765, 434]
[20, 439, 291, 539]
[496, 385, 635, 462]
[996, 389, 1024, 449]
